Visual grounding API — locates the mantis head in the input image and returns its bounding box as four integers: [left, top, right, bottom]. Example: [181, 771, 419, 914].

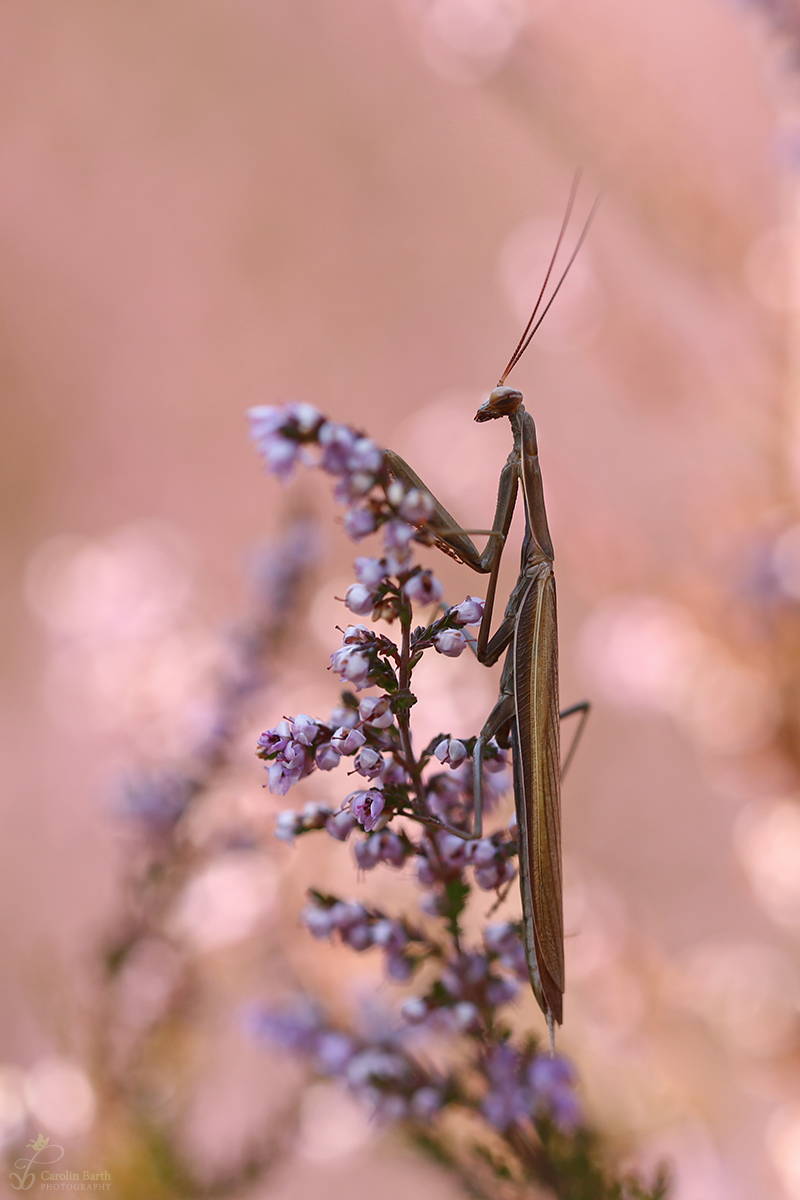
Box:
[474, 386, 523, 423]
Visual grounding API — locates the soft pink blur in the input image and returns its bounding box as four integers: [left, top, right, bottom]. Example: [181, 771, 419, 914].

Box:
[2, 1, 800, 1197]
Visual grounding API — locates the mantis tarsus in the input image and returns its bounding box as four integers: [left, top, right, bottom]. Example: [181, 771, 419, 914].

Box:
[386, 176, 598, 1040]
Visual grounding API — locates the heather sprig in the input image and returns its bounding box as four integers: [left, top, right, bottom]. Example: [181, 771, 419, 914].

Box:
[248, 404, 667, 1199]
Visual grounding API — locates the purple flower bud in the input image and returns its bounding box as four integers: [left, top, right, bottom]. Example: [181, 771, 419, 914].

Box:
[434, 629, 467, 657]
[386, 952, 413, 981]
[417, 860, 439, 888]
[410, 1087, 442, 1120]
[355, 556, 389, 588]
[371, 919, 408, 952]
[528, 1054, 576, 1094]
[486, 977, 518, 1006]
[434, 738, 468, 767]
[301, 801, 331, 825]
[292, 713, 321, 746]
[452, 1001, 480, 1031]
[267, 758, 303, 795]
[326, 809, 357, 840]
[315, 1031, 356, 1075]
[344, 505, 377, 540]
[344, 583, 376, 615]
[471, 838, 497, 865]
[315, 742, 341, 771]
[452, 595, 485, 625]
[342, 624, 373, 643]
[383, 518, 416, 551]
[248, 997, 322, 1053]
[343, 922, 373, 951]
[350, 788, 385, 832]
[329, 900, 368, 930]
[374, 830, 407, 867]
[403, 570, 444, 606]
[300, 903, 337, 938]
[348, 436, 383, 474]
[358, 695, 394, 728]
[484, 745, 508, 772]
[331, 726, 367, 755]
[318, 421, 357, 474]
[354, 745, 384, 778]
[274, 810, 302, 843]
[354, 835, 382, 870]
[398, 488, 434, 524]
[257, 720, 293, 757]
[284, 401, 323, 433]
[330, 647, 372, 688]
[248, 416, 301, 480]
[401, 997, 429, 1025]
[437, 831, 471, 868]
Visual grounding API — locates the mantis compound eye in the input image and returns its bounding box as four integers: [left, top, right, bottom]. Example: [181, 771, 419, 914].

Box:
[474, 386, 523, 422]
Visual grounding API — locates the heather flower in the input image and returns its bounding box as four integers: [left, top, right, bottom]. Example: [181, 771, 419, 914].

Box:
[354, 556, 389, 588]
[326, 809, 357, 841]
[274, 809, 302, 843]
[344, 583, 376, 615]
[358, 695, 394, 728]
[350, 788, 385, 832]
[529, 1055, 581, 1130]
[451, 596, 485, 625]
[331, 726, 367, 755]
[434, 738, 468, 767]
[353, 745, 384, 777]
[344, 505, 378, 540]
[292, 713, 321, 745]
[383, 518, 416, 551]
[315, 742, 341, 770]
[398, 488, 434, 524]
[401, 997, 429, 1025]
[434, 629, 467, 657]
[403, 570, 444, 606]
[330, 646, 373, 688]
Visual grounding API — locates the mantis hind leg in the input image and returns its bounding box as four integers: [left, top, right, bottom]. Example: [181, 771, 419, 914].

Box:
[472, 699, 591, 831]
[559, 701, 590, 779]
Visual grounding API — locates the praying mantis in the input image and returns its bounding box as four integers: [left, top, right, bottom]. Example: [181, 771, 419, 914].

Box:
[386, 177, 598, 1040]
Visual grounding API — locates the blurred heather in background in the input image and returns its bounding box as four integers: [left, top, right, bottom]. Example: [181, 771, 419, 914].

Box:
[4, 0, 800, 1196]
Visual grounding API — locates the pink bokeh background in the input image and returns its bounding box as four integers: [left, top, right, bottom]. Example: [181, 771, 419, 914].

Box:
[3, 1, 800, 1197]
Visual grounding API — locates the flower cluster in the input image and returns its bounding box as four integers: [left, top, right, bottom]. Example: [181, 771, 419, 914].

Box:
[245, 403, 667, 1198]
[247, 998, 450, 1124]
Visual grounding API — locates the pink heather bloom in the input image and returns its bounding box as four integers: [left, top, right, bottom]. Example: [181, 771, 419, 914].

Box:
[257, 720, 293, 756]
[344, 505, 377, 540]
[331, 726, 367, 755]
[274, 810, 302, 843]
[358, 695, 394, 728]
[330, 646, 372, 688]
[344, 583, 376, 616]
[403, 570, 444, 606]
[354, 556, 389, 588]
[325, 809, 357, 840]
[452, 595, 485, 625]
[318, 422, 358, 473]
[350, 788, 385, 832]
[434, 738, 468, 768]
[348, 436, 383, 474]
[434, 629, 467, 657]
[398, 488, 434, 524]
[400, 997, 429, 1024]
[383, 518, 415, 551]
[291, 714, 321, 745]
[353, 746, 384, 778]
[315, 742, 341, 771]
